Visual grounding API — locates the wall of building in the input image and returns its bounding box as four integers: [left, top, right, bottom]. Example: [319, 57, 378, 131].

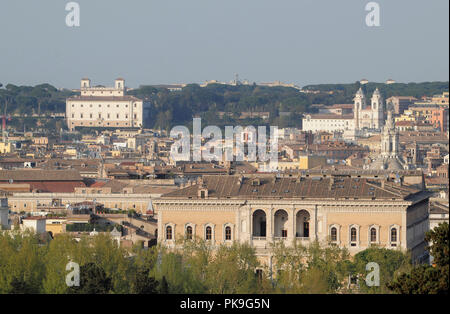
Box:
[302, 116, 355, 133]
[325, 210, 404, 251]
[66, 78, 146, 130]
[155, 198, 427, 264]
[66, 100, 143, 130]
[406, 199, 430, 262]
[159, 208, 237, 244]
[8, 193, 160, 213]
[0, 199, 9, 229]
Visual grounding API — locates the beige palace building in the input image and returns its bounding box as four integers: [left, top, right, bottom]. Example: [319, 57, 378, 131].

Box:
[66, 78, 148, 130]
[154, 175, 432, 265]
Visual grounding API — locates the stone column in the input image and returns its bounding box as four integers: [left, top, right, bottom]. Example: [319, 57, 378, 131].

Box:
[311, 205, 317, 241]
[235, 205, 241, 243]
[288, 206, 295, 241]
[267, 206, 273, 242]
[157, 209, 163, 244]
[248, 207, 253, 245]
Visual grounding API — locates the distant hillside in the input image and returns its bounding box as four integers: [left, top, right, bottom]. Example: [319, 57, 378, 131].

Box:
[302, 81, 449, 99]
[1, 81, 448, 132]
[129, 81, 449, 131]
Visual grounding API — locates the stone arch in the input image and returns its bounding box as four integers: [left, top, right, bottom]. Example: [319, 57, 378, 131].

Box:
[274, 209, 289, 238]
[252, 209, 267, 237]
[296, 210, 310, 238]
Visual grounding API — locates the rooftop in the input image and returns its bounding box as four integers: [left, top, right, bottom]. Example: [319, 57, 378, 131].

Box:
[161, 175, 423, 201]
[0, 170, 83, 182]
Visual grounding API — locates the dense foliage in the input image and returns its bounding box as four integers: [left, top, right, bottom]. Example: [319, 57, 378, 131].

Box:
[3, 229, 445, 294]
[303, 81, 449, 99]
[0, 83, 74, 116]
[128, 81, 449, 131]
[387, 222, 449, 294]
[1, 81, 447, 133]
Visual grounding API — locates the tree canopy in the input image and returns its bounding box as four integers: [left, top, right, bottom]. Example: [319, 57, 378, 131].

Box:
[387, 223, 449, 294]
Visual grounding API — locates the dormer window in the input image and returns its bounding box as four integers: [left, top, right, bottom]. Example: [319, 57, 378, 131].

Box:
[252, 179, 261, 186]
[198, 188, 208, 199]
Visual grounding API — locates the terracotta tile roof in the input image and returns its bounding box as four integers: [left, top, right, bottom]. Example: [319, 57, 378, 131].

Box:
[132, 185, 178, 194]
[89, 181, 107, 188]
[0, 170, 83, 182]
[28, 182, 86, 193]
[101, 180, 129, 193]
[161, 175, 422, 201]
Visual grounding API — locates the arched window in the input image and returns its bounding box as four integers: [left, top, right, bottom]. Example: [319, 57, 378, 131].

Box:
[331, 227, 337, 242]
[370, 228, 377, 243]
[166, 226, 172, 240]
[391, 228, 398, 245]
[186, 226, 193, 240]
[225, 226, 232, 241]
[350, 227, 357, 245]
[205, 226, 212, 240]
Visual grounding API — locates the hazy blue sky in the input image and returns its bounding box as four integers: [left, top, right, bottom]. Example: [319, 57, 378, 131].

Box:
[0, 0, 448, 89]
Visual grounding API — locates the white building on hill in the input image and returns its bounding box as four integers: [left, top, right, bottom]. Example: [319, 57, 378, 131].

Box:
[66, 78, 150, 131]
[302, 88, 385, 134]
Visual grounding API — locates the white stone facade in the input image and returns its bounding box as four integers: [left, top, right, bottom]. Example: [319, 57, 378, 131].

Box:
[354, 88, 384, 130]
[302, 115, 355, 133]
[66, 78, 147, 130]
